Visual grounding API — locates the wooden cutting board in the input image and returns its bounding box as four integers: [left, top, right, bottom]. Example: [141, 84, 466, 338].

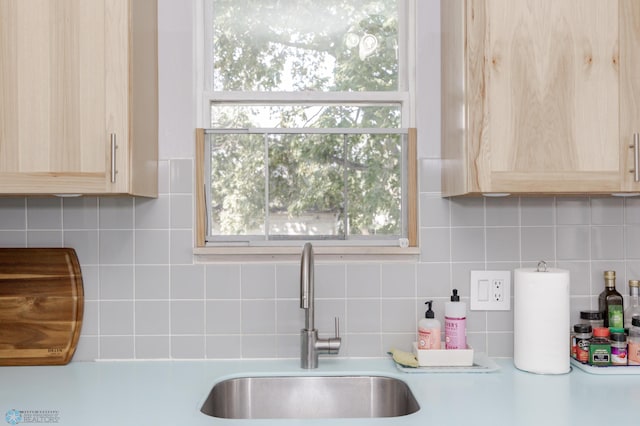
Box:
[0, 248, 84, 365]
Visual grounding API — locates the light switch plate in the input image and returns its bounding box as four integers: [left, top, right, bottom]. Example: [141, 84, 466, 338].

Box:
[470, 270, 511, 311]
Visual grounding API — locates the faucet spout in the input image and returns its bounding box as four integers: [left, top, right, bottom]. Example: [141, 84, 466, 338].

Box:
[300, 242, 314, 330]
[300, 243, 341, 369]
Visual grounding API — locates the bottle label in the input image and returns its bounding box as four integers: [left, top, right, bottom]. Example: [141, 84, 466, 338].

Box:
[589, 342, 611, 366]
[629, 341, 640, 365]
[576, 337, 590, 363]
[611, 345, 627, 366]
[418, 328, 440, 350]
[444, 317, 466, 349]
[609, 306, 623, 329]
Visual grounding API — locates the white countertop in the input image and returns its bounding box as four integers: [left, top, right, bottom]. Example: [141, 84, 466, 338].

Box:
[1, 357, 638, 426]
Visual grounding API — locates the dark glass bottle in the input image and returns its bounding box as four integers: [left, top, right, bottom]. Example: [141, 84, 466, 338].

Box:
[598, 270, 624, 328]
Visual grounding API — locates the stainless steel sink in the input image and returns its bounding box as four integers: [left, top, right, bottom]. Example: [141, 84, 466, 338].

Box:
[200, 375, 420, 419]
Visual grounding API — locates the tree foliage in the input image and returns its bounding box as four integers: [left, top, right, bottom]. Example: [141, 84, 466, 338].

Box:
[209, 0, 403, 238]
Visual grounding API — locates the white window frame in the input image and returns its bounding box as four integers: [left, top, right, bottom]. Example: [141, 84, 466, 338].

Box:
[193, 0, 419, 261]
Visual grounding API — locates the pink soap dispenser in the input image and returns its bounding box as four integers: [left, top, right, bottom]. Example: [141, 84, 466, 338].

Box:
[418, 300, 441, 350]
[445, 289, 467, 349]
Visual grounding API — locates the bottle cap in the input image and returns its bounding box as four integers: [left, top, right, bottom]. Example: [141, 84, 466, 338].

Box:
[609, 327, 625, 334]
[573, 324, 592, 333]
[580, 310, 603, 321]
[611, 332, 626, 342]
[593, 327, 610, 338]
[604, 270, 616, 287]
[450, 288, 460, 302]
[424, 300, 435, 319]
[630, 280, 640, 288]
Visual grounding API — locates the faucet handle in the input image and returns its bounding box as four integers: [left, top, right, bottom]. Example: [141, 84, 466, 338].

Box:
[328, 317, 342, 354]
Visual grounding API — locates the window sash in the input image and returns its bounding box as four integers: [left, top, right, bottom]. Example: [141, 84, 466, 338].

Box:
[198, 0, 415, 128]
[202, 128, 410, 246]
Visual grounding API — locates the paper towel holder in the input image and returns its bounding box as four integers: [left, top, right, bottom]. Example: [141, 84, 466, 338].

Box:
[537, 260, 548, 272]
[513, 264, 571, 375]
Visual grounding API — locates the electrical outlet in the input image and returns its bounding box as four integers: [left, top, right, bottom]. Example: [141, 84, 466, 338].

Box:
[470, 271, 511, 311]
[492, 279, 504, 302]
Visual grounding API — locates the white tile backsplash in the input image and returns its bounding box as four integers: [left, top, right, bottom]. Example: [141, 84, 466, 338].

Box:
[520, 197, 555, 226]
[99, 230, 134, 264]
[100, 336, 134, 359]
[63, 197, 98, 229]
[0, 181, 629, 361]
[591, 197, 624, 225]
[521, 227, 555, 261]
[27, 230, 63, 247]
[98, 197, 134, 229]
[381, 264, 415, 297]
[241, 264, 276, 299]
[0, 198, 26, 229]
[135, 196, 170, 229]
[99, 265, 134, 299]
[171, 335, 205, 359]
[135, 301, 171, 335]
[346, 264, 380, 298]
[314, 264, 346, 298]
[557, 198, 591, 225]
[486, 197, 519, 226]
[205, 264, 241, 299]
[135, 265, 171, 299]
[206, 335, 241, 359]
[100, 301, 134, 335]
[26, 198, 62, 229]
[240, 300, 276, 334]
[171, 301, 205, 334]
[170, 264, 204, 299]
[381, 299, 416, 333]
[169, 159, 193, 194]
[206, 300, 242, 334]
[486, 227, 520, 262]
[347, 299, 381, 333]
[170, 194, 192, 228]
[135, 335, 171, 359]
[451, 227, 485, 262]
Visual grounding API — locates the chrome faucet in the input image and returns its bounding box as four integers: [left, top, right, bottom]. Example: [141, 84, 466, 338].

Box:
[300, 242, 341, 368]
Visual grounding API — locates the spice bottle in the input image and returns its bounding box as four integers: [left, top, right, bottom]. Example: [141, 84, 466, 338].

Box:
[580, 310, 604, 329]
[598, 270, 624, 328]
[624, 280, 640, 330]
[610, 332, 628, 366]
[589, 327, 611, 366]
[572, 324, 592, 363]
[628, 316, 640, 366]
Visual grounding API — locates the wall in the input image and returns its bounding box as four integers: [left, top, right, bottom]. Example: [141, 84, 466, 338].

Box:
[1, 0, 638, 361]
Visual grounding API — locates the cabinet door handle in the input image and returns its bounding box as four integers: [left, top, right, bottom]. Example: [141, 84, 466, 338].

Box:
[110, 133, 117, 183]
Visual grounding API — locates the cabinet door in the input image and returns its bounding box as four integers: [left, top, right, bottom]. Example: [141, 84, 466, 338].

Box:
[621, 0, 640, 192]
[0, 0, 112, 194]
[468, 0, 620, 193]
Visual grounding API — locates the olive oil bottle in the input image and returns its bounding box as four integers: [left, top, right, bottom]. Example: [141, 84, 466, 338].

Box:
[598, 270, 623, 328]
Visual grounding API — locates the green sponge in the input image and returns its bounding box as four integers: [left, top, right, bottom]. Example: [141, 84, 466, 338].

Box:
[388, 348, 419, 368]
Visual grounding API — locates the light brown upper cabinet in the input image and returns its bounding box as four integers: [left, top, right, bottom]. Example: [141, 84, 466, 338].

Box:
[441, 0, 640, 196]
[0, 0, 158, 197]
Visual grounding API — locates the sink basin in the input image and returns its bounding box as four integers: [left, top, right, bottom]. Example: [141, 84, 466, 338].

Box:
[200, 375, 420, 419]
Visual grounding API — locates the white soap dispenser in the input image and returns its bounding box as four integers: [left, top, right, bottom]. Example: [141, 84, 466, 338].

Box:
[418, 300, 441, 350]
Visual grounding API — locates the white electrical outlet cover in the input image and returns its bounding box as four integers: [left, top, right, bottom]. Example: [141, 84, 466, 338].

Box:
[470, 270, 511, 311]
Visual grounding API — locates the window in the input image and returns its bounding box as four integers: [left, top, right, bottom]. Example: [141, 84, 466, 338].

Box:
[195, 0, 417, 256]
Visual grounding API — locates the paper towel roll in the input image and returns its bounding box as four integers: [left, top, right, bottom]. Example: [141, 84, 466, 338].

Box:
[513, 267, 570, 374]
